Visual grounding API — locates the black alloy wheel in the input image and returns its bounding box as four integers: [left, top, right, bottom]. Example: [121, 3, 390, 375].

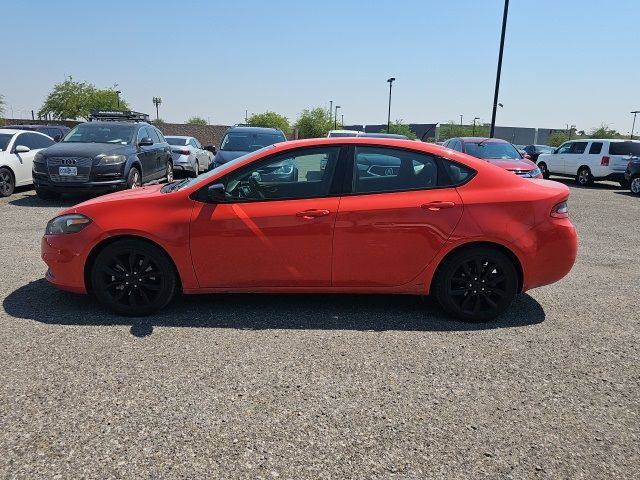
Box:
[435, 247, 517, 322]
[91, 239, 178, 316]
[630, 176, 640, 195]
[0, 167, 15, 197]
[576, 166, 593, 186]
[127, 167, 142, 189]
[538, 162, 550, 179]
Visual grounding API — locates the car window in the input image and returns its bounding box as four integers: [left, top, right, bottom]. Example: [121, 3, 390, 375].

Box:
[137, 127, 150, 143]
[148, 128, 161, 144]
[588, 142, 603, 154]
[464, 141, 520, 159]
[189, 139, 198, 148]
[353, 146, 440, 194]
[441, 159, 476, 186]
[0, 133, 13, 152]
[220, 131, 285, 152]
[155, 129, 166, 143]
[556, 143, 572, 154]
[608, 142, 640, 156]
[220, 146, 340, 202]
[569, 142, 587, 154]
[166, 137, 187, 146]
[15, 132, 54, 150]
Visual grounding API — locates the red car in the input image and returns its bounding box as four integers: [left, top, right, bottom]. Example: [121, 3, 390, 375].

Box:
[442, 137, 543, 178]
[41, 137, 577, 322]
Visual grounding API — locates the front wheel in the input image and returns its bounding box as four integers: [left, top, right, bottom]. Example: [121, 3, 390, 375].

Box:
[576, 166, 593, 186]
[127, 167, 142, 189]
[90, 239, 178, 316]
[434, 247, 518, 322]
[538, 162, 550, 179]
[630, 176, 640, 195]
[0, 167, 15, 197]
[166, 161, 174, 183]
[192, 161, 200, 178]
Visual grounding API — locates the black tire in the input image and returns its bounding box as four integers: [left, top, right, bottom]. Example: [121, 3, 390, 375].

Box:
[126, 167, 142, 189]
[576, 166, 594, 186]
[90, 239, 178, 316]
[434, 246, 518, 322]
[35, 187, 60, 200]
[166, 161, 174, 183]
[192, 161, 200, 178]
[538, 162, 550, 179]
[0, 167, 15, 197]
[630, 176, 640, 195]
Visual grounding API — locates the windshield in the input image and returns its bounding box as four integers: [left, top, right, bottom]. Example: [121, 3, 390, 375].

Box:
[166, 137, 188, 146]
[464, 141, 521, 159]
[63, 124, 134, 144]
[536, 145, 554, 153]
[162, 145, 276, 192]
[609, 142, 640, 156]
[0, 133, 13, 152]
[220, 132, 284, 152]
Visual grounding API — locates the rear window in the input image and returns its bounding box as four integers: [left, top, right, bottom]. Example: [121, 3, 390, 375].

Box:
[608, 142, 640, 156]
[464, 141, 520, 159]
[220, 132, 285, 152]
[166, 137, 188, 146]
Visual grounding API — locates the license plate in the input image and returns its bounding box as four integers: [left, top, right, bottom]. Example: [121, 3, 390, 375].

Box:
[59, 166, 77, 176]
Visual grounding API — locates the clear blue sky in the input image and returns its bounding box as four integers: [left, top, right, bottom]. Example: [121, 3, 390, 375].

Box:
[3, 0, 639, 133]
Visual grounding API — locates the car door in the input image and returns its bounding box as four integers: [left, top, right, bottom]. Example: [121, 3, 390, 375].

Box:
[136, 127, 156, 180]
[189, 145, 345, 288]
[332, 145, 464, 288]
[147, 127, 167, 178]
[564, 141, 588, 175]
[12, 132, 54, 186]
[547, 142, 571, 174]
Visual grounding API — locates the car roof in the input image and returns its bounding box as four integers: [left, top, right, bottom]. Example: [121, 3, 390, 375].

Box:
[457, 137, 510, 143]
[0, 128, 51, 136]
[564, 138, 640, 143]
[225, 126, 284, 134]
[3, 124, 68, 129]
[78, 121, 148, 127]
[165, 135, 191, 139]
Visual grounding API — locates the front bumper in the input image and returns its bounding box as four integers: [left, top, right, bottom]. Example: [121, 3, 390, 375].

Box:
[34, 174, 127, 193]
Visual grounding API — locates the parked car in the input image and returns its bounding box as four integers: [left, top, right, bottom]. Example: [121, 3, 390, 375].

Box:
[41, 137, 577, 322]
[327, 129, 363, 137]
[536, 139, 640, 186]
[32, 111, 173, 199]
[2, 124, 71, 142]
[209, 126, 286, 170]
[625, 158, 640, 195]
[357, 132, 409, 139]
[165, 136, 212, 177]
[522, 144, 554, 162]
[0, 129, 55, 197]
[442, 137, 542, 178]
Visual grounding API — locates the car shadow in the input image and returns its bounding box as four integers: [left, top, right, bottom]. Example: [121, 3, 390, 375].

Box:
[8, 192, 94, 208]
[551, 178, 624, 191]
[3, 279, 546, 337]
[613, 191, 637, 198]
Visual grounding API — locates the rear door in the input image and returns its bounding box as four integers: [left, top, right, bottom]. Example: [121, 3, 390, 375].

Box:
[332, 145, 464, 288]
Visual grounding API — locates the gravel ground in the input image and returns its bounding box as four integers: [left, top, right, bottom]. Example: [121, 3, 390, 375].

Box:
[1, 182, 638, 479]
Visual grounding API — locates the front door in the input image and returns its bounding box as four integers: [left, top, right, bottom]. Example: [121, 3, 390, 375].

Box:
[563, 141, 588, 175]
[189, 146, 344, 288]
[332, 146, 464, 287]
[547, 142, 570, 174]
[136, 127, 156, 180]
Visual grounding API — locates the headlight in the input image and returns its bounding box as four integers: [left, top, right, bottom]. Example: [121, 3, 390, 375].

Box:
[528, 167, 542, 178]
[45, 214, 92, 235]
[34, 152, 45, 162]
[96, 154, 126, 165]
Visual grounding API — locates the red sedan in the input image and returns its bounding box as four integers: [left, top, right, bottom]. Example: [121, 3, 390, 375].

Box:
[41, 137, 577, 322]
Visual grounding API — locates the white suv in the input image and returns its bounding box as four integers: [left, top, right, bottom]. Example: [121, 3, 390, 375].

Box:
[536, 139, 640, 187]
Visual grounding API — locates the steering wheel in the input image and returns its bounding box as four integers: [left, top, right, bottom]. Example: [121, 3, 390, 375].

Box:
[248, 173, 265, 199]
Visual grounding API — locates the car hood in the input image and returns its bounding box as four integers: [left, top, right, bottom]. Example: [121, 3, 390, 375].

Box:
[213, 150, 248, 164]
[483, 158, 537, 171]
[70, 184, 164, 211]
[42, 142, 132, 158]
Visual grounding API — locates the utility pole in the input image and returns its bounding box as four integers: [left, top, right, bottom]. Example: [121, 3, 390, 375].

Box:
[334, 105, 341, 130]
[152, 97, 162, 121]
[329, 100, 333, 126]
[631, 111, 639, 140]
[115, 90, 121, 108]
[489, 0, 509, 138]
[387, 78, 395, 133]
[460, 115, 463, 126]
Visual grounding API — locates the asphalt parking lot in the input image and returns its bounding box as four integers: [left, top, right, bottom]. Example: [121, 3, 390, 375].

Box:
[1, 182, 638, 479]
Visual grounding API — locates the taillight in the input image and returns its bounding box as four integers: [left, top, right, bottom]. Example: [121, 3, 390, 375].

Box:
[601, 156, 609, 166]
[551, 201, 569, 219]
[175, 149, 190, 155]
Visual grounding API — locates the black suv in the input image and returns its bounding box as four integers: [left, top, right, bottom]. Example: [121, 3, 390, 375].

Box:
[209, 126, 287, 170]
[32, 111, 173, 199]
[2, 124, 71, 142]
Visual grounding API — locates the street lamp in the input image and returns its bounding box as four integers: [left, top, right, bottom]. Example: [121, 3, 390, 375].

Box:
[631, 111, 639, 140]
[387, 77, 395, 133]
[473, 117, 480, 135]
[334, 105, 341, 130]
[329, 100, 333, 125]
[460, 115, 463, 126]
[489, 0, 510, 138]
[115, 90, 122, 108]
[152, 96, 162, 121]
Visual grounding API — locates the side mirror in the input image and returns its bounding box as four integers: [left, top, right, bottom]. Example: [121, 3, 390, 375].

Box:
[53, 134, 62, 142]
[204, 144, 217, 154]
[138, 137, 154, 146]
[15, 145, 30, 153]
[207, 183, 226, 202]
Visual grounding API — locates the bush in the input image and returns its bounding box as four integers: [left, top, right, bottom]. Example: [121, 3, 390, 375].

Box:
[294, 107, 333, 139]
[247, 111, 290, 132]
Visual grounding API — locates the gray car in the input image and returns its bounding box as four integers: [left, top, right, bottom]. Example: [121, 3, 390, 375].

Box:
[165, 136, 212, 177]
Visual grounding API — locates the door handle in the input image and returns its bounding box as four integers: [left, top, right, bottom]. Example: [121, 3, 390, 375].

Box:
[421, 201, 456, 211]
[296, 209, 330, 219]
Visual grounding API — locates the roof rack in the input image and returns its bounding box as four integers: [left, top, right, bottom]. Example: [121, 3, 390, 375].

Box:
[88, 110, 150, 122]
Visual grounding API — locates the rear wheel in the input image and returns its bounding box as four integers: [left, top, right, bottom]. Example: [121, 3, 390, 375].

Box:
[576, 166, 594, 186]
[192, 161, 200, 178]
[127, 167, 141, 189]
[90, 239, 178, 316]
[630, 176, 640, 195]
[166, 161, 174, 183]
[538, 162, 550, 179]
[0, 167, 15, 197]
[35, 187, 60, 200]
[434, 246, 518, 322]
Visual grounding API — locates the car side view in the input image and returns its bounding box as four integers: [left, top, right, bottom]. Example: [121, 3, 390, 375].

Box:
[0, 129, 55, 197]
[41, 138, 578, 322]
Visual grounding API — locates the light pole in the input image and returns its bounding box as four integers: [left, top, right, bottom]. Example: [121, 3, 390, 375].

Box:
[152, 97, 162, 121]
[334, 105, 341, 130]
[115, 90, 122, 108]
[387, 77, 395, 133]
[473, 117, 480, 135]
[489, 0, 509, 138]
[460, 115, 463, 126]
[329, 100, 333, 126]
[631, 111, 639, 140]
[341, 114, 344, 127]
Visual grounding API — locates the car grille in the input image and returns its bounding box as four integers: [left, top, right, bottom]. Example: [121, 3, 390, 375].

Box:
[46, 157, 93, 183]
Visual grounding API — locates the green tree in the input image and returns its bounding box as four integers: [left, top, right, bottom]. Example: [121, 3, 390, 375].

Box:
[186, 116, 207, 125]
[588, 123, 621, 139]
[0, 94, 5, 125]
[248, 111, 290, 132]
[547, 131, 569, 147]
[438, 121, 490, 141]
[152, 118, 165, 125]
[38, 78, 129, 120]
[387, 119, 416, 139]
[294, 107, 333, 139]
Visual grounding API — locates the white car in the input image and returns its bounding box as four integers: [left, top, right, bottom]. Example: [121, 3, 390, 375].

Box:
[164, 136, 212, 177]
[0, 129, 55, 197]
[327, 129, 363, 138]
[537, 139, 640, 187]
